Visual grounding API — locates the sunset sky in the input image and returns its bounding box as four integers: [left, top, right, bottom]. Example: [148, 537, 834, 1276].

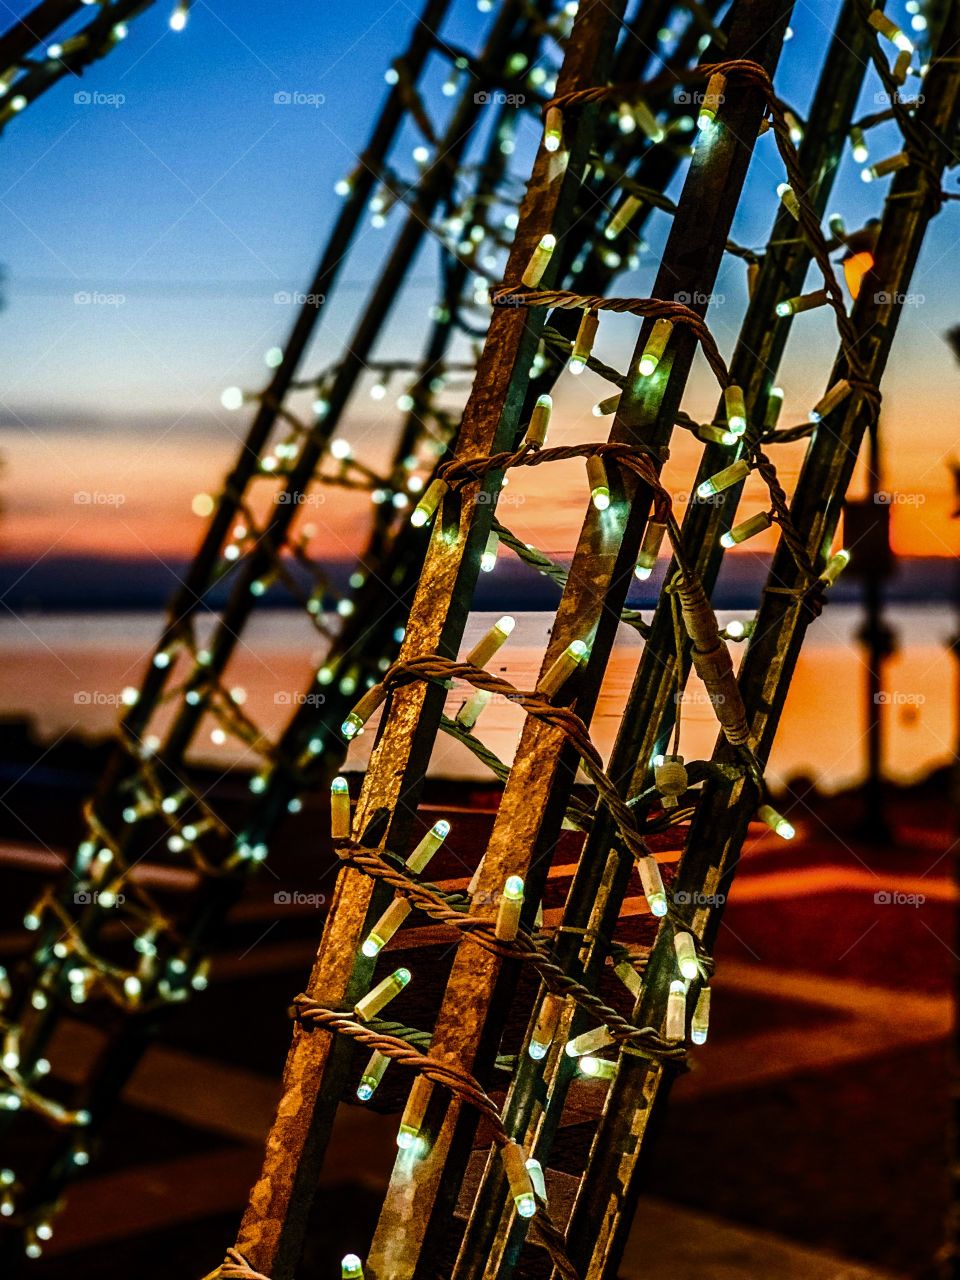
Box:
[0, 0, 958, 575]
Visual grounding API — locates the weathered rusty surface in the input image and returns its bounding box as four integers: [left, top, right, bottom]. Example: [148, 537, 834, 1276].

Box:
[232, 3, 628, 1274]
[562, 8, 960, 1276]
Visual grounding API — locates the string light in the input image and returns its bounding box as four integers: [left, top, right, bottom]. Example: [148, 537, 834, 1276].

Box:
[593, 392, 621, 417]
[720, 511, 772, 548]
[723, 385, 747, 435]
[775, 288, 829, 317]
[866, 8, 913, 52]
[604, 194, 643, 240]
[565, 1025, 614, 1057]
[529, 994, 564, 1060]
[536, 639, 589, 699]
[456, 688, 492, 730]
[169, 1, 188, 30]
[638, 857, 668, 917]
[697, 458, 749, 499]
[763, 386, 784, 430]
[525, 1157, 546, 1201]
[342, 1254, 364, 1279]
[633, 98, 665, 143]
[861, 151, 909, 182]
[354, 967, 411, 1021]
[465, 616, 516, 668]
[673, 931, 699, 980]
[569, 309, 599, 374]
[850, 125, 869, 164]
[330, 777, 351, 839]
[406, 820, 450, 874]
[776, 182, 800, 219]
[522, 234, 556, 288]
[357, 1050, 389, 1101]
[543, 106, 563, 152]
[397, 1076, 431, 1151]
[342, 683, 388, 740]
[362, 898, 412, 957]
[587, 455, 610, 509]
[639, 318, 673, 376]
[613, 957, 643, 998]
[697, 71, 726, 130]
[810, 379, 852, 422]
[579, 1055, 617, 1079]
[495, 875, 524, 941]
[410, 478, 448, 527]
[634, 519, 666, 579]
[481, 531, 499, 572]
[819, 547, 851, 586]
[697, 423, 738, 446]
[757, 803, 795, 839]
[524, 394, 552, 448]
[722, 618, 755, 641]
[502, 1141, 537, 1218]
[665, 980, 687, 1041]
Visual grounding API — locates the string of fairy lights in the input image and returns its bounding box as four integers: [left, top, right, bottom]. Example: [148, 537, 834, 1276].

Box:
[0, 0, 708, 1259]
[0, 2, 193, 132]
[210, 0, 955, 1276]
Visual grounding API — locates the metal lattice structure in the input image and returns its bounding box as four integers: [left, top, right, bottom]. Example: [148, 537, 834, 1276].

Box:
[199, 0, 959, 1277]
[0, 0, 721, 1264]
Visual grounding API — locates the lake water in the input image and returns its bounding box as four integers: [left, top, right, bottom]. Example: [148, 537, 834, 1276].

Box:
[0, 608, 952, 793]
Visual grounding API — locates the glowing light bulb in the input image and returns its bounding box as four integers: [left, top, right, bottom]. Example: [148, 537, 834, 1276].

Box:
[758, 803, 795, 839]
[579, 1055, 617, 1079]
[357, 1050, 389, 1101]
[565, 1025, 615, 1057]
[342, 1255, 364, 1279]
[721, 511, 773, 548]
[569, 308, 599, 375]
[764, 386, 784, 431]
[723, 385, 747, 435]
[330, 437, 351, 460]
[465, 615, 515, 669]
[775, 288, 829, 318]
[342, 683, 388, 741]
[362, 897, 412, 957]
[777, 182, 800, 219]
[638, 317, 673, 376]
[169, 2, 188, 30]
[529, 994, 563, 1060]
[692, 987, 711, 1044]
[495, 875, 525, 941]
[810, 379, 852, 423]
[697, 458, 749, 499]
[502, 1141, 537, 1218]
[397, 1075, 431, 1151]
[537, 639, 589, 700]
[587, 455, 610, 509]
[819, 547, 850, 586]
[406, 820, 449, 875]
[524, 394, 552, 448]
[604, 194, 642, 241]
[862, 151, 909, 182]
[543, 105, 563, 152]
[456, 688, 491, 731]
[593, 392, 621, 417]
[481, 530, 499, 573]
[867, 8, 912, 52]
[410, 478, 448, 528]
[635, 519, 667, 580]
[697, 424, 739, 446]
[850, 126, 868, 164]
[354, 967, 411, 1021]
[521, 234, 556, 288]
[666, 980, 687, 1041]
[673, 931, 699, 981]
[697, 71, 726, 130]
[330, 776, 351, 840]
